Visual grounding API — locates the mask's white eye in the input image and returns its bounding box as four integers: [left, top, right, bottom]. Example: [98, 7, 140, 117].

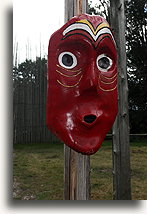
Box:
[96, 54, 113, 72]
[58, 52, 77, 69]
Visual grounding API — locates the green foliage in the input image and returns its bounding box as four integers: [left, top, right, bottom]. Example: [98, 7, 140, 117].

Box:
[125, 0, 147, 133]
[13, 57, 47, 85]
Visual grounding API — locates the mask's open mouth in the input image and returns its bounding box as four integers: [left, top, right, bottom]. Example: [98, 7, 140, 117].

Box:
[84, 114, 97, 124]
[82, 114, 98, 127]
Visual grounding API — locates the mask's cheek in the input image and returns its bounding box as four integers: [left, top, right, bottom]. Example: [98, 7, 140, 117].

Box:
[96, 91, 118, 118]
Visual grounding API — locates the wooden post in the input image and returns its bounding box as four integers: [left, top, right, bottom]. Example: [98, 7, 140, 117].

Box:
[64, 0, 90, 200]
[109, 0, 132, 199]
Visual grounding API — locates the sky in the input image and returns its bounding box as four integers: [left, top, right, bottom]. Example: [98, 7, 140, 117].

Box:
[13, 0, 102, 64]
[13, 0, 65, 64]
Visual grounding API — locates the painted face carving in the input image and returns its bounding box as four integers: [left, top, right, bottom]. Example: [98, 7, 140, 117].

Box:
[46, 14, 118, 155]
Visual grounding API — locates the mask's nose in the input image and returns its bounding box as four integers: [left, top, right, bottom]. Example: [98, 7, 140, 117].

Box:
[79, 61, 98, 92]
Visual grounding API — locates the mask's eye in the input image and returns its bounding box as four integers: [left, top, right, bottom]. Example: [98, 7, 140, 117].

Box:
[96, 54, 113, 72]
[58, 52, 77, 69]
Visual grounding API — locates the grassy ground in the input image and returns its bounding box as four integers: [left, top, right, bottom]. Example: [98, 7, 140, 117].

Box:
[13, 140, 146, 200]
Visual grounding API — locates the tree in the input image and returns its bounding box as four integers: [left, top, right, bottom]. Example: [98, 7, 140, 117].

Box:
[88, 0, 147, 133]
[13, 57, 47, 86]
[125, 0, 147, 133]
[88, 0, 110, 20]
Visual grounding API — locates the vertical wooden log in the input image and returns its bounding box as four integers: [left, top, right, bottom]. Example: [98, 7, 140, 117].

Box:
[39, 59, 42, 143]
[22, 83, 25, 143]
[64, 0, 90, 200]
[13, 82, 18, 144]
[109, 0, 131, 199]
[64, 145, 90, 200]
[76, 153, 90, 200]
[64, 146, 71, 199]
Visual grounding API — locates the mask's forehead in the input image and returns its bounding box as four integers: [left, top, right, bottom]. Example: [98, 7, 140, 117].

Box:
[64, 14, 109, 29]
[52, 14, 115, 49]
[68, 14, 109, 30]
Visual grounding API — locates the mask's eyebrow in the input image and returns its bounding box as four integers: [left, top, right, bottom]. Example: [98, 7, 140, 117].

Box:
[63, 19, 109, 36]
[62, 19, 116, 46]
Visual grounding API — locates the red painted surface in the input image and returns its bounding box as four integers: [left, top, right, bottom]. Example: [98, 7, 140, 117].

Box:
[46, 14, 118, 155]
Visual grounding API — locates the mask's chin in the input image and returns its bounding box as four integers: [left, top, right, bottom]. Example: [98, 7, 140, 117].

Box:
[62, 113, 105, 155]
[69, 133, 103, 155]
[53, 106, 109, 155]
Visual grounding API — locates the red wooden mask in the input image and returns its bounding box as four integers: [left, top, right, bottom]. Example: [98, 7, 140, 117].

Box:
[46, 14, 118, 155]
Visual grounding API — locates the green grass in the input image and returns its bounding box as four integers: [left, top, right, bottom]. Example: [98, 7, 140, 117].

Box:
[90, 144, 113, 200]
[13, 141, 146, 200]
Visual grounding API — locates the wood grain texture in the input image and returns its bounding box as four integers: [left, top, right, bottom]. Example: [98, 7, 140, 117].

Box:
[110, 0, 132, 200]
[64, 146, 90, 200]
[64, 0, 90, 200]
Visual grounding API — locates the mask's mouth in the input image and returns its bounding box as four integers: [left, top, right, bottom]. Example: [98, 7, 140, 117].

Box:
[75, 104, 103, 128]
[82, 114, 98, 127]
[84, 114, 97, 124]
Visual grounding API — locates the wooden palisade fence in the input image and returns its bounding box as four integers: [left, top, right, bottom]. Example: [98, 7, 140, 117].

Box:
[13, 58, 58, 144]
